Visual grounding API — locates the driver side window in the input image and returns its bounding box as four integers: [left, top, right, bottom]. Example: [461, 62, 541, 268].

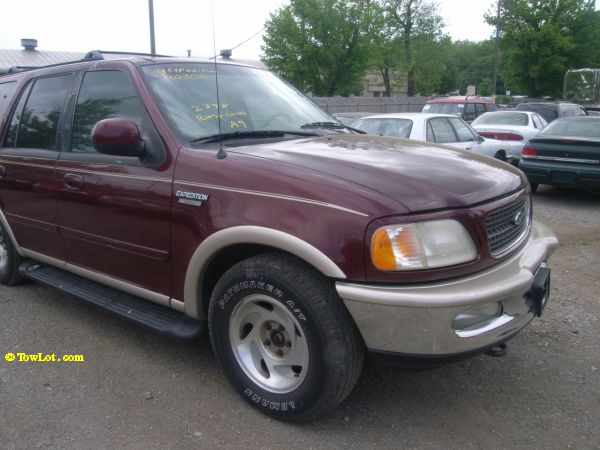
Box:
[71, 70, 145, 153]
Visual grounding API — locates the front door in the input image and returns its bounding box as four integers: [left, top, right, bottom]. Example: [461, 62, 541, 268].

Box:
[55, 69, 173, 298]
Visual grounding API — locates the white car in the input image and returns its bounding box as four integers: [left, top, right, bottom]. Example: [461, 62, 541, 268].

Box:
[471, 111, 548, 162]
[351, 113, 515, 163]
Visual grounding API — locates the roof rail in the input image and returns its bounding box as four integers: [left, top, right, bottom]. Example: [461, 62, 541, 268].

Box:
[0, 50, 172, 77]
[83, 50, 172, 60]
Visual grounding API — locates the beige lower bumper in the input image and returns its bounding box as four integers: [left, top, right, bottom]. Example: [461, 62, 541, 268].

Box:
[337, 221, 558, 355]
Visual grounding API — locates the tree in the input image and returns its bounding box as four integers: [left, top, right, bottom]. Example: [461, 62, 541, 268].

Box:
[495, 0, 599, 97]
[262, 0, 374, 96]
[378, 0, 446, 96]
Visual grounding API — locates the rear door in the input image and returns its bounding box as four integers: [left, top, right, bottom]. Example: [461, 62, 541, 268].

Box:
[0, 73, 73, 260]
[55, 68, 174, 299]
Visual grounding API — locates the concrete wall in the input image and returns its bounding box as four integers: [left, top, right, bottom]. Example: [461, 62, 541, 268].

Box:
[311, 95, 429, 114]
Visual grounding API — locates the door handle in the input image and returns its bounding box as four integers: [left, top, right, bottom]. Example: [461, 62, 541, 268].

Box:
[465, 146, 472, 150]
[63, 173, 84, 190]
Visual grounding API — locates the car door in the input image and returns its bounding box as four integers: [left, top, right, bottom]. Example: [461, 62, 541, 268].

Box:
[0, 73, 73, 261]
[55, 68, 173, 300]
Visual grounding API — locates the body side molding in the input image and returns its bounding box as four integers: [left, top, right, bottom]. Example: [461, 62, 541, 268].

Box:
[183, 226, 347, 319]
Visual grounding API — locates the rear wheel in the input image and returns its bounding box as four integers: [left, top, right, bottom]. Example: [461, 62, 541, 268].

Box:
[0, 222, 23, 285]
[494, 150, 507, 162]
[208, 252, 364, 422]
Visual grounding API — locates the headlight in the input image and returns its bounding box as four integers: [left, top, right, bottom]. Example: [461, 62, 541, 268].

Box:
[371, 219, 477, 271]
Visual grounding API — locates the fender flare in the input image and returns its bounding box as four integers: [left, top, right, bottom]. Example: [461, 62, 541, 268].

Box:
[183, 226, 347, 319]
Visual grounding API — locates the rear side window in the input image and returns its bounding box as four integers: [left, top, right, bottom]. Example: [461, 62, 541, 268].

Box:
[464, 103, 476, 121]
[5, 74, 72, 150]
[0, 81, 17, 119]
[486, 103, 498, 112]
[427, 118, 456, 143]
[71, 70, 146, 152]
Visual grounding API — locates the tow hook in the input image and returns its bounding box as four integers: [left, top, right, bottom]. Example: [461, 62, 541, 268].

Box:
[485, 342, 508, 357]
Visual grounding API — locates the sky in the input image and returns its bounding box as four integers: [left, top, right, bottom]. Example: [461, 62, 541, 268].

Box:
[0, 0, 499, 59]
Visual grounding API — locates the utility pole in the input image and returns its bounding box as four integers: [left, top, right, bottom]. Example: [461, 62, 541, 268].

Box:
[491, 0, 501, 96]
[148, 0, 156, 55]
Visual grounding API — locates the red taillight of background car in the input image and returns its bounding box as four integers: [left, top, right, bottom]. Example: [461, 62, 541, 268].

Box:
[478, 131, 524, 141]
[521, 145, 538, 158]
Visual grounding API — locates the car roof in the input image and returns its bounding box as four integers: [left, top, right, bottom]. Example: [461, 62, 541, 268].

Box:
[427, 96, 493, 104]
[354, 112, 459, 120]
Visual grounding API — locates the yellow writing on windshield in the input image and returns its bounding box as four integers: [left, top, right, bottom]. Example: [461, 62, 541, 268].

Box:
[196, 111, 248, 121]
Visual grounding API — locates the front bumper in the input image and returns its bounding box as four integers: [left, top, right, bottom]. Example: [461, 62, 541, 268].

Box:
[337, 220, 558, 356]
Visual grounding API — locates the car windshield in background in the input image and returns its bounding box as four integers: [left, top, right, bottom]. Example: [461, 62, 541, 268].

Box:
[541, 118, 600, 138]
[474, 112, 529, 126]
[423, 103, 463, 115]
[516, 104, 558, 122]
[140, 63, 335, 142]
[352, 118, 413, 138]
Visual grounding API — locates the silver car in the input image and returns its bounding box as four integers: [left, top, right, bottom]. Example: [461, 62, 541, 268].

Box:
[351, 113, 516, 164]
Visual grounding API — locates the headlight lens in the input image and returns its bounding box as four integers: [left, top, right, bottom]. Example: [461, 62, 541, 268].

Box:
[371, 219, 477, 271]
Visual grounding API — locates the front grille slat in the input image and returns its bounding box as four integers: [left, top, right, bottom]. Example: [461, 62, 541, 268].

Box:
[485, 198, 529, 256]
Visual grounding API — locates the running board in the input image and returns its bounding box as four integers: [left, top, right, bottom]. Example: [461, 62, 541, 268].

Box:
[19, 261, 205, 340]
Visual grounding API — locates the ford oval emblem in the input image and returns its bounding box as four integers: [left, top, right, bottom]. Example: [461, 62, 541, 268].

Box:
[512, 210, 525, 227]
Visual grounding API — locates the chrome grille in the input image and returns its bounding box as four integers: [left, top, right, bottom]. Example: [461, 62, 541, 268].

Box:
[486, 198, 530, 256]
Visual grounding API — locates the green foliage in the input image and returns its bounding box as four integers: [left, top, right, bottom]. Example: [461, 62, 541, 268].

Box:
[262, 0, 373, 96]
[497, 0, 600, 97]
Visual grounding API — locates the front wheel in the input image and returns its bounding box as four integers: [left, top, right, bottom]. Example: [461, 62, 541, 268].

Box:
[208, 252, 364, 422]
[0, 222, 23, 285]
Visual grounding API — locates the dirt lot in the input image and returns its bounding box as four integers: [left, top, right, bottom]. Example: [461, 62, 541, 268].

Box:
[0, 185, 598, 449]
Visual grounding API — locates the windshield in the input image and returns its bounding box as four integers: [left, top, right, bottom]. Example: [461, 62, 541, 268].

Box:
[516, 103, 558, 122]
[541, 118, 600, 138]
[473, 112, 529, 126]
[352, 118, 413, 138]
[423, 102, 464, 115]
[141, 63, 336, 142]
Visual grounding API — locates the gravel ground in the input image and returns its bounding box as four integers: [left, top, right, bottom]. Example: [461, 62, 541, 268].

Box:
[0, 185, 598, 449]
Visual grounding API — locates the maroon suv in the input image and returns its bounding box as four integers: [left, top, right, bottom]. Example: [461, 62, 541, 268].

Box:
[0, 55, 557, 422]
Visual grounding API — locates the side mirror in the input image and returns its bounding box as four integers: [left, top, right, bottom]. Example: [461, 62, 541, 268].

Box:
[477, 135, 485, 143]
[92, 118, 145, 157]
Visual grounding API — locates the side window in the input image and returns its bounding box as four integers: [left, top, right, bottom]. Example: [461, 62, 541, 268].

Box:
[531, 114, 543, 129]
[5, 83, 32, 147]
[7, 75, 71, 150]
[486, 103, 498, 112]
[428, 118, 456, 143]
[577, 106, 588, 116]
[464, 103, 476, 121]
[0, 81, 17, 119]
[71, 70, 145, 152]
[448, 117, 477, 142]
[475, 103, 485, 117]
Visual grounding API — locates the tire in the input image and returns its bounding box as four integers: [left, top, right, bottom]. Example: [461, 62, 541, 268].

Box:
[208, 252, 364, 422]
[0, 222, 23, 285]
[494, 150, 507, 162]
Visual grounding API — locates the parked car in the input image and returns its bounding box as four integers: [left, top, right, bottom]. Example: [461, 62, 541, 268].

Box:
[0, 54, 557, 422]
[515, 101, 588, 123]
[471, 111, 548, 163]
[351, 113, 516, 162]
[519, 116, 600, 192]
[422, 95, 497, 122]
[333, 111, 376, 126]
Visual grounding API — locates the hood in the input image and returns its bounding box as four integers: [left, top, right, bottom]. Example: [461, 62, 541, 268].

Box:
[226, 135, 525, 213]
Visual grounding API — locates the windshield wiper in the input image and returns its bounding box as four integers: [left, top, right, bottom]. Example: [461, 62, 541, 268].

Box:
[300, 121, 366, 134]
[300, 121, 346, 130]
[190, 130, 317, 144]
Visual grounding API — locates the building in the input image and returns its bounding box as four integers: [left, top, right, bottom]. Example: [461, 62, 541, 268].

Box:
[0, 39, 85, 74]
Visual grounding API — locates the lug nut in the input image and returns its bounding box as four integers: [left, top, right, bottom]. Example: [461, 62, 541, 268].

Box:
[278, 325, 285, 331]
[263, 339, 271, 346]
[285, 340, 291, 347]
[276, 349, 284, 357]
[265, 323, 272, 331]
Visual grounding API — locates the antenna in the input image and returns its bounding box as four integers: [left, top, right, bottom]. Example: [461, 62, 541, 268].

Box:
[210, 0, 227, 159]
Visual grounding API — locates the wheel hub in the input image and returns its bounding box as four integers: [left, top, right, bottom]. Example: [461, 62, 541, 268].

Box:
[229, 294, 309, 394]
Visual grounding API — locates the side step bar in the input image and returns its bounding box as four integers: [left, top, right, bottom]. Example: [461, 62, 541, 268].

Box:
[19, 261, 205, 340]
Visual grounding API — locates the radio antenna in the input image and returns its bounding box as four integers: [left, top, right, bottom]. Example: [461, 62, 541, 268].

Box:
[210, 0, 227, 159]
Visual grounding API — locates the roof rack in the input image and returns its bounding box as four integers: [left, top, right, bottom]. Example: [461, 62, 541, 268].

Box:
[1, 50, 172, 77]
